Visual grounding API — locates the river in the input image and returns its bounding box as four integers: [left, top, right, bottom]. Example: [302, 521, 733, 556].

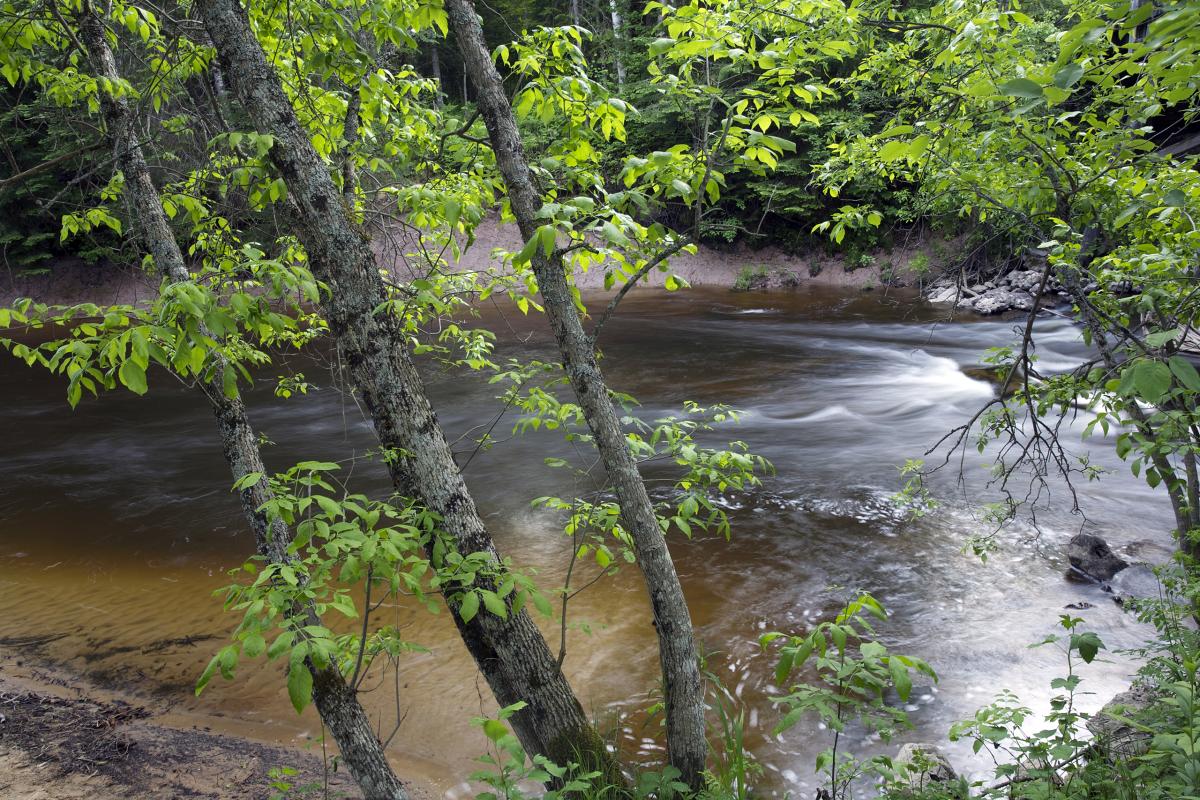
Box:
[0, 286, 1174, 796]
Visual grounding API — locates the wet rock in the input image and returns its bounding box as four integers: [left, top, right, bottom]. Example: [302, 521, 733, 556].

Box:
[1105, 564, 1163, 605]
[928, 285, 959, 304]
[1122, 540, 1175, 566]
[1001, 269, 1046, 293]
[1086, 683, 1159, 759]
[894, 742, 957, 792]
[1068, 533, 1129, 582]
[972, 288, 1023, 314]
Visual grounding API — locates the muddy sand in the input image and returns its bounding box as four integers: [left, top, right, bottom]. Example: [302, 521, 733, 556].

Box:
[0, 643, 411, 800]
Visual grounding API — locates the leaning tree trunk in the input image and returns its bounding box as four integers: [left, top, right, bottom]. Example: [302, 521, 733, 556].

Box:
[77, 8, 409, 798]
[193, 0, 618, 777]
[443, 0, 707, 787]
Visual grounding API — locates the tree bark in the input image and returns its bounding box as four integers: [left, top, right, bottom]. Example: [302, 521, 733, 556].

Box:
[194, 0, 617, 777]
[608, 0, 626, 87]
[429, 42, 444, 108]
[443, 0, 707, 787]
[76, 8, 409, 798]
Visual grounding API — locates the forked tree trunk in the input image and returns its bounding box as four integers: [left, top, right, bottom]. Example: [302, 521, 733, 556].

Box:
[443, 0, 707, 787]
[194, 0, 618, 777]
[76, 8, 409, 798]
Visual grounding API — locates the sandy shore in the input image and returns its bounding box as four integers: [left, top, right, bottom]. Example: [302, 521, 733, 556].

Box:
[0, 643, 443, 800]
[2, 216, 934, 307]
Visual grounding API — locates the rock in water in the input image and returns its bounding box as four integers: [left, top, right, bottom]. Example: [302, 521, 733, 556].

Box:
[1009, 290, 1036, 311]
[1003, 269, 1046, 293]
[1087, 684, 1159, 759]
[1068, 533, 1129, 582]
[971, 288, 1020, 314]
[1106, 564, 1162, 605]
[894, 742, 957, 793]
[928, 285, 959, 304]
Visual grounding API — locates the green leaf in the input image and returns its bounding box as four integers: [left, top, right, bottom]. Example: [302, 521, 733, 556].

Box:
[878, 139, 909, 162]
[513, 234, 539, 267]
[196, 654, 220, 695]
[774, 650, 794, 685]
[1000, 78, 1044, 99]
[459, 590, 480, 623]
[287, 662, 313, 713]
[1168, 356, 1200, 391]
[1071, 632, 1104, 664]
[1131, 360, 1172, 402]
[222, 365, 238, 400]
[232, 471, 263, 491]
[483, 719, 509, 741]
[530, 590, 553, 617]
[481, 590, 507, 619]
[329, 594, 357, 618]
[1164, 189, 1188, 207]
[538, 225, 556, 258]
[649, 37, 676, 56]
[118, 360, 147, 395]
[1144, 328, 1182, 348]
[444, 198, 462, 229]
[601, 221, 630, 247]
[889, 658, 912, 700]
[1052, 63, 1084, 89]
[243, 632, 266, 658]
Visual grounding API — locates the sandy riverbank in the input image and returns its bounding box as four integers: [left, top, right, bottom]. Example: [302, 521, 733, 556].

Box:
[0, 642, 442, 800]
[2, 216, 934, 306]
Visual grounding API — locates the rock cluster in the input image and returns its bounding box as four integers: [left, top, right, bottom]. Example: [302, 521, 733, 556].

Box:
[1066, 532, 1167, 605]
[926, 268, 1067, 315]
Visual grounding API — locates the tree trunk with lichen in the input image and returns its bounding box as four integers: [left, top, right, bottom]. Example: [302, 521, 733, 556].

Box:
[194, 0, 618, 777]
[77, 9, 409, 798]
[443, 0, 708, 787]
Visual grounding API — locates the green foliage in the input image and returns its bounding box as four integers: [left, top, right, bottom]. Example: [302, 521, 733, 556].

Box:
[521, 396, 771, 571]
[732, 266, 768, 291]
[763, 593, 937, 798]
[200, 460, 557, 711]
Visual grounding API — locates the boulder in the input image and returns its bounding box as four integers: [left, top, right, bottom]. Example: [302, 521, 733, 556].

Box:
[1086, 683, 1159, 760]
[972, 288, 1028, 314]
[893, 742, 957, 793]
[928, 286, 959, 304]
[1009, 290, 1036, 311]
[1105, 564, 1163, 605]
[1068, 533, 1128, 582]
[1004, 269, 1046, 293]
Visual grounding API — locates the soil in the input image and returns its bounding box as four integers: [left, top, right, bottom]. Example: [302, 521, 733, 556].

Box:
[0, 650, 381, 800]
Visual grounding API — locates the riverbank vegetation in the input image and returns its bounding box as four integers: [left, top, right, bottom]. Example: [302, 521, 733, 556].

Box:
[1, 0, 1198, 798]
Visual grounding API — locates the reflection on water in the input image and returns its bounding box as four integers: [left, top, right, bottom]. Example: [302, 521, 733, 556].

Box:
[0, 287, 1175, 795]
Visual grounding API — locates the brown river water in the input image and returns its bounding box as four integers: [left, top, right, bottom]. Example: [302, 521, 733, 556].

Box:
[0, 287, 1175, 796]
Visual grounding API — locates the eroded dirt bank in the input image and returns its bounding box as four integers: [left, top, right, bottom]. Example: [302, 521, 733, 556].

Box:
[2, 216, 933, 306]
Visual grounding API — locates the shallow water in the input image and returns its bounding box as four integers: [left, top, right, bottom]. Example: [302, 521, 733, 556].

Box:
[0, 287, 1174, 796]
